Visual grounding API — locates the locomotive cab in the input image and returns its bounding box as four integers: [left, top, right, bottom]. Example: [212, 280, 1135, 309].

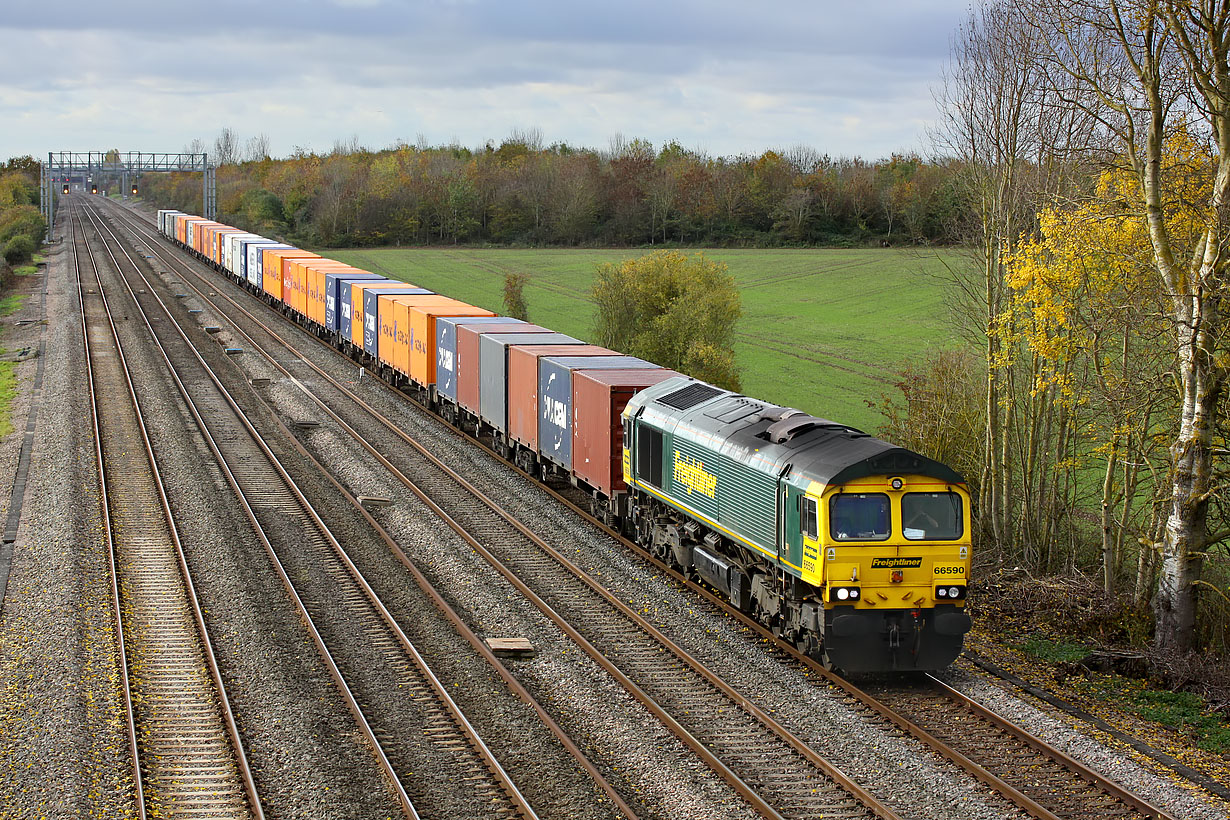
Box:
[801, 475, 972, 673]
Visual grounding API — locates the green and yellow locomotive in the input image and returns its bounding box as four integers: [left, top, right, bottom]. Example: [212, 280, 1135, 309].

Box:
[622, 378, 972, 673]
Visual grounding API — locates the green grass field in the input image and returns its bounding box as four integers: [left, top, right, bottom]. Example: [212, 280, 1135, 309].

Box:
[328, 247, 970, 431]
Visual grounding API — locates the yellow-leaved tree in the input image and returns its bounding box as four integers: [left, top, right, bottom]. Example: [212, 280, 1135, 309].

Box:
[1026, 0, 1230, 650]
[1004, 157, 1187, 598]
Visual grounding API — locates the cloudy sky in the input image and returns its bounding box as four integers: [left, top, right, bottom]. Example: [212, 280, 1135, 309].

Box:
[1, 1, 973, 163]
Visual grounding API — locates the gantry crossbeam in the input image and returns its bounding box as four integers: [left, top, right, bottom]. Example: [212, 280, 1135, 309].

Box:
[40, 151, 216, 226]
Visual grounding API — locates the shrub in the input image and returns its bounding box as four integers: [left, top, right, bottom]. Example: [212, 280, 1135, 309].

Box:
[3, 234, 35, 265]
[0, 205, 46, 245]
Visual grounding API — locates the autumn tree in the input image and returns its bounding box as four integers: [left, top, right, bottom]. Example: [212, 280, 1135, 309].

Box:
[592, 250, 741, 390]
[1019, 0, 1230, 653]
[1005, 163, 1176, 595]
[934, 1, 1093, 563]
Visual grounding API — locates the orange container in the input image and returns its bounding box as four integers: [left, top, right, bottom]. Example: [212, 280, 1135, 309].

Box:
[304, 261, 364, 326]
[406, 301, 494, 386]
[286, 258, 350, 318]
[378, 294, 469, 376]
[190, 220, 221, 255]
[350, 281, 406, 348]
[262, 248, 320, 302]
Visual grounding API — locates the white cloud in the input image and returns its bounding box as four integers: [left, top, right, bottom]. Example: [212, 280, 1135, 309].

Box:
[0, 2, 971, 161]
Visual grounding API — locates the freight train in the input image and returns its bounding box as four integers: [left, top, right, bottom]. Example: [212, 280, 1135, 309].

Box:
[155, 208, 973, 673]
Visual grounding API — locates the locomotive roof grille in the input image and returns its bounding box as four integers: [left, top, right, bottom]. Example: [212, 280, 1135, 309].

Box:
[656, 382, 723, 410]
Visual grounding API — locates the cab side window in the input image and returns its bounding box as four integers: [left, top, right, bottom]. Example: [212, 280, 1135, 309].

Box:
[802, 496, 818, 540]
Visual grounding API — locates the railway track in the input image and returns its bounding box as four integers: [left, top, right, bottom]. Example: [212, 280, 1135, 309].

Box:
[97, 202, 900, 820]
[98, 199, 1187, 820]
[857, 674, 1170, 820]
[79, 199, 541, 820]
[71, 200, 261, 820]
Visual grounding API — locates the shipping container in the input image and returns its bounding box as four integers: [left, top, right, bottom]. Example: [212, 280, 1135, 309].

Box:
[378, 295, 481, 378]
[212, 228, 246, 268]
[363, 287, 429, 356]
[407, 301, 494, 387]
[506, 345, 622, 454]
[186, 219, 218, 255]
[199, 222, 227, 259]
[305, 261, 366, 328]
[537, 357, 659, 470]
[436, 316, 526, 404]
[262, 248, 319, 302]
[182, 216, 209, 246]
[571, 368, 680, 497]
[158, 210, 183, 236]
[246, 242, 292, 289]
[325, 272, 384, 333]
[456, 323, 549, 414]
[479, 335, 585, 435]
[347, 279, 403, 348]
[223, 233, 263, 277]
[290, 259, 354, 323]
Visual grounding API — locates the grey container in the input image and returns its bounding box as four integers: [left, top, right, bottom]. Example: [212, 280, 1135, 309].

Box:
[538, 356, 658, 470]
[364, 287, 430, 355]
[479, 332, 578, 434]
[436, 316, 523, 403]
[325, 273, 384, 333]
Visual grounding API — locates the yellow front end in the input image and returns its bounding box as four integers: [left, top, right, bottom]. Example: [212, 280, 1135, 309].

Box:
[802, 475, 972, 612]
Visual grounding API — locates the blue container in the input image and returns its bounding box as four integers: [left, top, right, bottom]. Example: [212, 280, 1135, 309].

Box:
[340, 278, 393, 345]
[325, 273, 384, 333]
[364, 287, 431, 356]
[436, 316, 525, 403]
[538, 356, 657, 469]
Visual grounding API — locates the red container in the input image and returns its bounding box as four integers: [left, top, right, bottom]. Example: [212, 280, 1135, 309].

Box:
[507, 344, 616, 451]
[456, 323, 548, 414]
[572, 368, 679, 496]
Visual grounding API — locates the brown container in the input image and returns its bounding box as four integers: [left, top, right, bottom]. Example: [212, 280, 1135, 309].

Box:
[572, 368, 680, 496]
[507, 344, 617, 451]
[456, 323, 548, 413]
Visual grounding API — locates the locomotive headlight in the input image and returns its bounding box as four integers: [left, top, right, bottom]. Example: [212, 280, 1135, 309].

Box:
[948, 586, 961, 599]
[836, 587, 849, 600]
[936, 587, 948, 598]
[848, 588, 859, 599]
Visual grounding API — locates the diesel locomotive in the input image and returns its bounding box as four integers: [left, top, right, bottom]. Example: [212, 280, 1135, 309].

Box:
[156, 207, 973, 673]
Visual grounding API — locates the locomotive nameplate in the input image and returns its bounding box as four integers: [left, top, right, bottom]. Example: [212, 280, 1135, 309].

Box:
[872, 557, 922, 569]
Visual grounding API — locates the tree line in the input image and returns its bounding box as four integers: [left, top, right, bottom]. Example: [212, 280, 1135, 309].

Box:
[141, 131, 964, 249]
